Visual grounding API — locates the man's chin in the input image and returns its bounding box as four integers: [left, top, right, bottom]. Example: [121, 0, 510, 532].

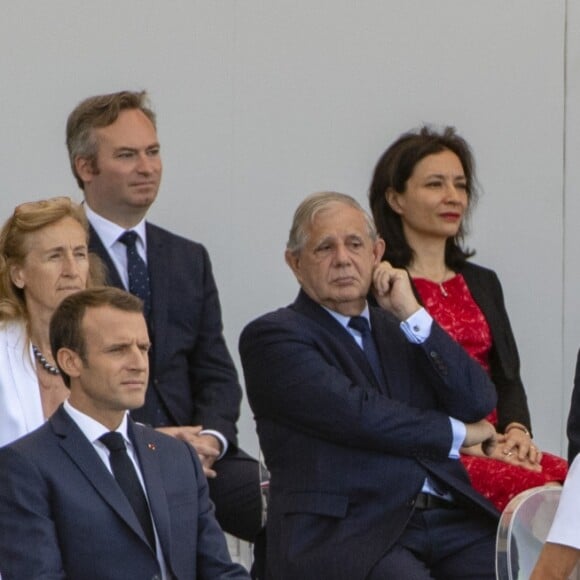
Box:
[124, 393, 147, 410]
[130, 196, 156, 208]
[335, 287, 369, 303]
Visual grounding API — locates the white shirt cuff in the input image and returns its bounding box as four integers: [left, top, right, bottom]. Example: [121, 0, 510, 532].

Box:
[199, 429, 228, 460]
[400, 307, 433, 344]
[449, 417, 466, 459]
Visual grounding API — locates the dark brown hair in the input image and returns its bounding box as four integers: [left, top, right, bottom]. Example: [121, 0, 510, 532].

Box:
[66, 90, 156, 189]
[50, 287, 143, 386]
[369, 125, 479, 268]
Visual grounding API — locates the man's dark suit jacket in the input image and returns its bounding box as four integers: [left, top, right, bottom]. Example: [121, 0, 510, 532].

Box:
[567, 350, 580, 463]
[89, 223, 241, 443]
[376, 260, 531, 433]
[239, 290, 500, 580]
[0, 406, 249, 580]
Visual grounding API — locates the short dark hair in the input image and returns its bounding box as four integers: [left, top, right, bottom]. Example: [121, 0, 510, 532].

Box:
[66, 90, 156, 189]
[368, 125, 478, 269]
[50, 287, 143, 387]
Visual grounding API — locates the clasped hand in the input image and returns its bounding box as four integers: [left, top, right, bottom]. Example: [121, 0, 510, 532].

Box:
[156, 425, 221, 478]
[498, 427, 543, 470]
[462, 423, 542, 472]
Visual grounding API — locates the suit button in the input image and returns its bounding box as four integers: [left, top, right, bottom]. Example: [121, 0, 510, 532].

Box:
[151, 575, 161, 580]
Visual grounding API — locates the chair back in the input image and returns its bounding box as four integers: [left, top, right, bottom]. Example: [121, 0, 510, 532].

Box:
[259, 448, 270, 526]
[496, 485, 580, 579]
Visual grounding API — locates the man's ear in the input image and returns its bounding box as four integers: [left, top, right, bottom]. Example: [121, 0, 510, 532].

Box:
[386, 188, 404, 215]
[285, 249, 301, 280]
[372, 237, 386, 266]
[74, 156, 96, 184]
[56, 348, 83, 379]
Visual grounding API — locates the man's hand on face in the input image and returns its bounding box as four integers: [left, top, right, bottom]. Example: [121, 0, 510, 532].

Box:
[372, 261, 421, 321]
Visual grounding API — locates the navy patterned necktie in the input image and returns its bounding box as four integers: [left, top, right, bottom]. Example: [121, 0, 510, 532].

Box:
[99, 432, 156, 550]
[119, 230, 151, 316]
[348, 316, 386, 389]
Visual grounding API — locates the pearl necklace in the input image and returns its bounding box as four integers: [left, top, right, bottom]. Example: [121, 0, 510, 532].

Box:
[32, 345, 60, 376]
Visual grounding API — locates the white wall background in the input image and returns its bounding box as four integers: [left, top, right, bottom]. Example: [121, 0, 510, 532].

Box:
[1, 1, 577, 458]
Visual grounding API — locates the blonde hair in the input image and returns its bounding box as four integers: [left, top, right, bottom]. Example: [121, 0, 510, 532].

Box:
[0, 197, 105, 322]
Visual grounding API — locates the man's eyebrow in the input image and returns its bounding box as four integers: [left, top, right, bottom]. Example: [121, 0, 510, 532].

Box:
[103, 340, 130, 350]
[112, 142, 160, 153]
[113, 146, 138, 153]
[313, 235, 335, 246]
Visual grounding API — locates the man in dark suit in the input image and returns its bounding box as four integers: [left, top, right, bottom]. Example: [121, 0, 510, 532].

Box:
[0, 287, 249, 580]
[239, 192, 501, 579]
[65, 91, 261, 541]
[568, 350, 580, 463]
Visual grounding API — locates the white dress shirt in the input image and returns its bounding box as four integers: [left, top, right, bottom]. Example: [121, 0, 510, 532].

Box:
[84, 203, 147, 290]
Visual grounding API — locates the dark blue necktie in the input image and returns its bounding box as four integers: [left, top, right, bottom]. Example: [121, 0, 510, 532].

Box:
[99, 432, 156, 550]
[348, 316, 386, 389]
[119, 230, 151, 316]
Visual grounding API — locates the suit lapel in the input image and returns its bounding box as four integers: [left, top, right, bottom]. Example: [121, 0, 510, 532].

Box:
[91, 222, 165, 372]
[88, 225, 124, 289]
[292, 291, 387, 394]
[370, 308, 411, 402]
[144, 224, 168, 366]
[129, 420, 172, 559]
[50, 407, 154, 550]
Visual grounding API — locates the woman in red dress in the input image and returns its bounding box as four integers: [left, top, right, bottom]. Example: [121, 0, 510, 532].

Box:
[368, 126, 567, 511]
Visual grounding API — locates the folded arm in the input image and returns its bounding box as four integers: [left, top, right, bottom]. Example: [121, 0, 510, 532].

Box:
[240, 311, 495, 460]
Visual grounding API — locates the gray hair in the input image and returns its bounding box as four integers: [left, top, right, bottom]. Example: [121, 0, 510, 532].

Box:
[286, 191, 378, 254]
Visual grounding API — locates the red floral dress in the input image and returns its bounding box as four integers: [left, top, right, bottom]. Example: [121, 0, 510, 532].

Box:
[414, 274, 567, 511]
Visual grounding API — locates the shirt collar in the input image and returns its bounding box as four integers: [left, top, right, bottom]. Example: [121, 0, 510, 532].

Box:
[63, 399, 131, 446]
[322, 303, 371, 331]
[84, 202, 147, 252]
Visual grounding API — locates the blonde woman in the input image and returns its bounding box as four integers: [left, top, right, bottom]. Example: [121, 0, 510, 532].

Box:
[0, 197, 103, 446]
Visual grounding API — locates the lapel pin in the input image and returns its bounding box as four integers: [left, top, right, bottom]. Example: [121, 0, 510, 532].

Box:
[147, 443, 156, 451]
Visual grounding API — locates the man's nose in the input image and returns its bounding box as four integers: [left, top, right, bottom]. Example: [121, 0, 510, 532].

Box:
[334, 243, 351, 265]
[136, 153, 154, 174]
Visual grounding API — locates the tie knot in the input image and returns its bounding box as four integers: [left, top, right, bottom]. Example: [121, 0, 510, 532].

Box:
[100, 431, 126, 452]
[119, 230, 139, 248]
[348, 316, 371, 336]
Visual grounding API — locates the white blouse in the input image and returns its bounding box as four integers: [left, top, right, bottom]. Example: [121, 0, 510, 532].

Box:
[0, 320, 44, 447]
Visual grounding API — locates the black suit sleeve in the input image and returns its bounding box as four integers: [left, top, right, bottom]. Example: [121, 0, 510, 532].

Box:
[462, 264, 531, 433]
[185, 244, 242, 443]
[240, 308, 496, 458]
[567, 350, 580, 463]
